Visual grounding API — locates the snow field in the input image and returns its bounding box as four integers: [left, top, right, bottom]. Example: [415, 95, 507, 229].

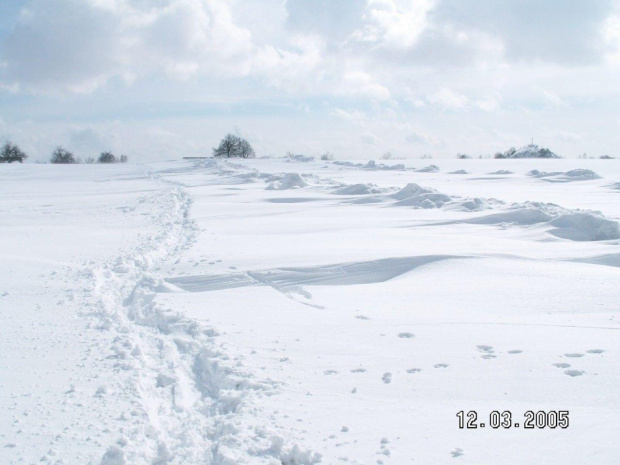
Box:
[1, 157, 619, 464]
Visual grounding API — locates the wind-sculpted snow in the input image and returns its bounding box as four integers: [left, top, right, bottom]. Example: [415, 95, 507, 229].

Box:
[414, 164, 440, 173]
[3, 158, 620, 465]
[547, 213, 620, 241]
[265, 173, 309, 190]
[286, 154, 314, 163]
[330, 178, 620, 241]
[528, 168, 601, 182]
[166, 256, 460, 296]
[448, 202, 620, 241]
[333, 183, 388, 195]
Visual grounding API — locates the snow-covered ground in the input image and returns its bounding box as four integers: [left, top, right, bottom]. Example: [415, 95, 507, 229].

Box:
[1, 157, 619, 464]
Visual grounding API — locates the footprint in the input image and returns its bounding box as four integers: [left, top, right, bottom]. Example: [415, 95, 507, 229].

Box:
[586, 349, 604, 354]
[406, 368, 421, 374]
[451, 448, 464, 458]
[324, 370, 338, 375]
[382, 372, 392, 384]
[351, 368, 367, 373]
[355, 315, 370, 320]
[398, 332, 414, 338]
[434, 363, 449, 368]
[507, 350, 523, 354]
[564, 353, 584, 358]
[477, 345, 496, 359]
[564, 370, 584, 377]
[553, 363, 571, 368]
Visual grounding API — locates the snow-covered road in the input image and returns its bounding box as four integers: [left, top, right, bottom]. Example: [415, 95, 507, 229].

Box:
[1, 158, 619, 464]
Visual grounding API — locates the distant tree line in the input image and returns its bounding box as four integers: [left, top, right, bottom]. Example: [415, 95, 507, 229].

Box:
[50, 147, 128, 164]
[0, 141, 129, 164]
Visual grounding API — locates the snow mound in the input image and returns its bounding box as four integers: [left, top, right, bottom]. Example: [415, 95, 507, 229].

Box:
[609, 182, 620, 190]
[464, 208, 555, 226]
[333, 161, 364, 168]
[502, 144, 560, 159]
[334, 183, 386, 195]
[560, 169, 601, 181]
[382, 163, 406, 170]
[266, 173, 308, 190]
[526, 169, 563, 178]
[390, 183, 451, 208]
[415, 164, 440, 173]
[390, 183, 434, 200]
[489, 170, 513, 175]
[453, 198, 492, 211]
[449, 170, 469, 174]
[547, 213, 620, 241]
[459, 201, 620, 241]
[528, 168, 601, 182]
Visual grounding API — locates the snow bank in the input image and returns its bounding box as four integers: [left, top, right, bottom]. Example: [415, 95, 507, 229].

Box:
[449, 170, 469, 174]
[489, 170, 513, 175]
[266, 173, 309, 190]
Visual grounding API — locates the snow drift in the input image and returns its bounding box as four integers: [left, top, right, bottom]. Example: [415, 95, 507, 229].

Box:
[266, 173, 308, 190]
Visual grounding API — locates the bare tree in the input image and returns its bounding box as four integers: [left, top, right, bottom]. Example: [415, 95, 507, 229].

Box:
[213, 134, 240, 158]
[98, 151, 117, 163]
[50, 146, 76, 164]
[213, 134, 255, 158]
[238, 139, 256, 158]
[0, 141, 28, 163]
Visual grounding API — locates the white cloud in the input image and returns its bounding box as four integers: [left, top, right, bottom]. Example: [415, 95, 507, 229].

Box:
[0, 0, 261, 92]
[426, 88, 469, 111]
[350, 0, 434, 50]
[340, 71, 391, 101]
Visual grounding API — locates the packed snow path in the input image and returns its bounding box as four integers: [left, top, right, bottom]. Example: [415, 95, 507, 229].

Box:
[1, 158, 619, 464]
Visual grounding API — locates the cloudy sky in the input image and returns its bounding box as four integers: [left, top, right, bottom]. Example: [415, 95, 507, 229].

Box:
[1, 0, 620, 161]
